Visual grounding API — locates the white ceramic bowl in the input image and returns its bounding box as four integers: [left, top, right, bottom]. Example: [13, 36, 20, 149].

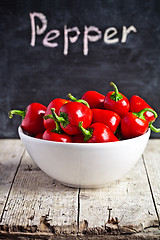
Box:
[18, 126, 150, 188]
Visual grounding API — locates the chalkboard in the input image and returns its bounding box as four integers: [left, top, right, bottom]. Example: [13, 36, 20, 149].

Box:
[0, 0, 160, 138]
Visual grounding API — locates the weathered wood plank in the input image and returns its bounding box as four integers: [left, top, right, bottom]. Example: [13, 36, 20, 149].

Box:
[143, 139, 160, 222]
[0, 139, 24, 221]
[1, 227, 160, 239]
[0, 150, 79, 235]
[0, 139, 160, 238]
[79, 153, 159, 235]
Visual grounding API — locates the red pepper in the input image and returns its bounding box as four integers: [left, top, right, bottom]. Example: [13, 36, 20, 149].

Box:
[104, 82, 130, 118]
[42, 129, 72, 142]
[67, 93, 90, 108]
[92, 109, 121, 133]
[9, 103, 47, 135]
[45, 101, 93, 135]
[81, 91, 105, 109]
[35, 132, 43, 139]
[72, 134, 84, 143]
[43, 108, 72, 142]
[130, 95, 156, 123]
[43, 98, 70, 130]
[78, 122, 119, 143]
[121, 108, 159, 139]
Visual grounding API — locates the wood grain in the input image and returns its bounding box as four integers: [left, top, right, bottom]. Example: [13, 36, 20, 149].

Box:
[0, 140, 24, 221]
[1, 150, 79, 235]
[0, 227, 160, 240]
[143, 140, 160, 222]
[0, 139, 160, 239]
[79, 156, 159, 235]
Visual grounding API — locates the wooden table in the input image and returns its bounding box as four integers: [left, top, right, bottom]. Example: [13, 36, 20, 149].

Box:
[0, 139, 160, 240]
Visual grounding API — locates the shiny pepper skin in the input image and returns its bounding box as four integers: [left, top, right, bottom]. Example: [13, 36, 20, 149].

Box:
[92, 109, 121, 133]
[42, 129, 72, 142]
[130, 95, 156, 123]
[79, 122, 119, 143]
[121, 108, 158, 139]
[43, 98, 70, 130]
[9, 103, 47, 136]
[81, 90, 105, 109]
[51, 102, 93, 135]
[104, 82, 130, 118]
[121, 112, 149, 139]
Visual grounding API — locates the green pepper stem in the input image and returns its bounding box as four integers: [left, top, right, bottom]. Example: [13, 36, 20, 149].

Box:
[49, 108, 66, 123]
[50, 108, 62, 134]
[51, 108, 69, 128]
[43, 114, 54, 120]
[68, 93, 77, 102]
[8, 110, 26, 119]
[110, 82, 123, 102]
[43, 108, 65, 123]
[149, 122, 160, 133]
[43, 108, 67, 132]
[110, 82, 119, 96]
[133, 108, 158, 120]
[68, 93, 90, 108]
[78, 122, 92, 142]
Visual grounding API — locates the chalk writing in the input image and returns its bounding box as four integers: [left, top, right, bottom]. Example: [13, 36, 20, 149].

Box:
[30, 12, 137, 55]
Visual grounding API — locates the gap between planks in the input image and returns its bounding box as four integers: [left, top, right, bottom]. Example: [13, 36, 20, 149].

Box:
[1, 150, 79, 235]
[0, 150, 25, 223]
[77, 188, 81, 233]
[78, 155, 160, 234]
[142, 154, 160, 226]
[1, 139, 160, 237]
[142, 139, 160, 226]
[0, 139, 25, 223]
[76, 146, 160, 234]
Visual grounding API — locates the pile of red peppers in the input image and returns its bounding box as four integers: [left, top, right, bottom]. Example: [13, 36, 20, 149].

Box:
[9, 82, 160, 143]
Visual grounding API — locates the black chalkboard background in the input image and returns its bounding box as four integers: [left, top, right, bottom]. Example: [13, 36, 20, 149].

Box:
[0, 0, 160, 138]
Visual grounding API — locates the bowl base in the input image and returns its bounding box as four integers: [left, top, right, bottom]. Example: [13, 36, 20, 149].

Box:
[59, 180, 113, 189]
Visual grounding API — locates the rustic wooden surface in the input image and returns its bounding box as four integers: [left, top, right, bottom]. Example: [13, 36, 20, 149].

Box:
[0, 139, 160, 239]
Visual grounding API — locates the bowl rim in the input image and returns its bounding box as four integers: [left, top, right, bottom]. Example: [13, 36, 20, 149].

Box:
[18, 126, 151, 147]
